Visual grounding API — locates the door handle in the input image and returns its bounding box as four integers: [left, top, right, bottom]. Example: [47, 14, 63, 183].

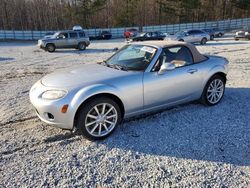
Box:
[187, 69, 198, 74]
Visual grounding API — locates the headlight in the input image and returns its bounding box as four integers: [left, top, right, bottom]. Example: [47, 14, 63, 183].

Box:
[41, 90, 67, 100]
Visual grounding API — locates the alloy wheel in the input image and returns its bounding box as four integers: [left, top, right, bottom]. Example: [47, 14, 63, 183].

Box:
[206, 79, 224, 104]
[85, 103, 118, 137]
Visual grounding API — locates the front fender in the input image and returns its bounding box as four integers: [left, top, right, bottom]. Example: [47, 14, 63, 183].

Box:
[70, 84, 123, 117]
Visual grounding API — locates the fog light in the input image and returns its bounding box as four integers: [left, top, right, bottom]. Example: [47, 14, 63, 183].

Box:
[61, 105, 69, 113]
[47, 113, 54, 120]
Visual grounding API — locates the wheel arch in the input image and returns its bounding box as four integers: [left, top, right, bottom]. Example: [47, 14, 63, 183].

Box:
[201, 71, 227, 96]
[46, 43, 55, 48]
[73, 92, 125, 128]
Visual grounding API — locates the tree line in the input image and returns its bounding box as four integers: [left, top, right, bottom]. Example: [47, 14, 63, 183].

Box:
[0, 0, 249, 30]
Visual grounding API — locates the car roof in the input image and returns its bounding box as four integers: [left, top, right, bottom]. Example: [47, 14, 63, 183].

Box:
[133, 41, 207, 63]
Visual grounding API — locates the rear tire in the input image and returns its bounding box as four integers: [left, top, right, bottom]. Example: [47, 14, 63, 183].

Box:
[75, 97, 122, 140]
[78, 42, 86, 51]
[200, 37, 207, 45]
[46, 44, 55, 53]
[200, 75, 225, 106]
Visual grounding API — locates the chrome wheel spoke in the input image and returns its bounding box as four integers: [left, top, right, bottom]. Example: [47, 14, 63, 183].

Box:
[104, 106, 114, 116]
[90, 123, 99, 133]
[103, 123, 109, 131]
[86, 120, 97, 127]
[101, 104, 106, 115]
[208, 92, 213, 99]
[105, 120, 115, 125]
[87, 114, 97, 119]
[98, 124, 102, 135]
[94, 106, 100, 115]
[106, 114, 116, 119]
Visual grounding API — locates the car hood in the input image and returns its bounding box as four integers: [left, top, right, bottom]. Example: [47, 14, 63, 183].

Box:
[41, 64, 136, 88]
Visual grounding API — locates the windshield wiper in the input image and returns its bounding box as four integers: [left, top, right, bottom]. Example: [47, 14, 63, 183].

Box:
[99, 61, 128, 71]
[112, 64, 128, 71]
[99, 60, 111, 67]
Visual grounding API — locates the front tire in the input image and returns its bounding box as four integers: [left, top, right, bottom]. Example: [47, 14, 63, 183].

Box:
[201, 75, 225, 106]
[46, 44, 55, 52]
[200, 37, 207, 45]
[78, 42, 86, 51]
[75, 97, 122, 140]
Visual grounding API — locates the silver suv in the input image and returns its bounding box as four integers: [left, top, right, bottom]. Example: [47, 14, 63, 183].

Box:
[167, 30, 210, 45]
[38, 30, 90, 52]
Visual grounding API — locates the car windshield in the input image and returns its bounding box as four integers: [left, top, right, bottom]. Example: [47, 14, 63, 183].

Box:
[52, 32, 60, 38]
[104, 45, 157, 71]
[139, 33, 146, 36]
[175, 31, 185, 36]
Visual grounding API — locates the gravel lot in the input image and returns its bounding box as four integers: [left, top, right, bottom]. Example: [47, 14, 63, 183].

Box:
[0, 38, 250, 187]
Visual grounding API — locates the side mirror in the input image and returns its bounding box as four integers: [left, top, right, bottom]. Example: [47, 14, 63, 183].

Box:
[158, 62, 175, 75]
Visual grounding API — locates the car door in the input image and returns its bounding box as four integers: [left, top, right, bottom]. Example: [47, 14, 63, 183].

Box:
[194, 30, 204, 42]
[55, 32, 69, 48]
[68, 32, 78, 47]
[145, 32, 152, 41]
[184, 31, 195, 42]
[143, 46, 203, 109]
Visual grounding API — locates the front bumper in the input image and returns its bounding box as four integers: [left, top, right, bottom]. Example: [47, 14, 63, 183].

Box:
[234, 35, 250, 39]
[29, 81, 75, 130]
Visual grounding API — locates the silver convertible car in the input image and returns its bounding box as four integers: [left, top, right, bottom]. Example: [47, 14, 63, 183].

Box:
[30, 41, 229, 140]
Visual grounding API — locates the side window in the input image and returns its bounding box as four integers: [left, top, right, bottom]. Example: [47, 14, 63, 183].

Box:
[171, 46, 193, 67]
[145, 33, 151, 37]
[69, 32, 77, 38]
[152, 46, 194, 71]
[58, 33, 68, 38]
[152, 32, 158, 37]
[188, 30, 194, 35]
[79, 32, 85, 37]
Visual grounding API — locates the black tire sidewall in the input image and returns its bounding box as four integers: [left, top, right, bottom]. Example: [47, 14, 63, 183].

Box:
[78, 42, 86, 50]
[201, 38, 207, 45]
[46, 44, 55, 52]
[75, 97, 122, 140]
[201, 75, 225, 106]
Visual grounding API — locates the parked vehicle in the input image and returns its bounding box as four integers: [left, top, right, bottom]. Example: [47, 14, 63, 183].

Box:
[234, 26, 250, 40]
[202, 29, 215, 40]
[38, 30, 90, 52]
[98, 31, 112, 39]
[30, 41, 229, 140]
[212, 28, 225, 37]
[132, 31, 166, 41]
[166, 30, 210, 45]
[124, 28, 138, 38]
[90, 30, 112, 40]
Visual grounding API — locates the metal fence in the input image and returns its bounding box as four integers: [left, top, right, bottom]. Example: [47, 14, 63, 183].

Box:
[0, 18, 249, 40]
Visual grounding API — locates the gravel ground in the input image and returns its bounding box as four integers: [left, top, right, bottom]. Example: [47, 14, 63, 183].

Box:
[0, 38, 250, 187]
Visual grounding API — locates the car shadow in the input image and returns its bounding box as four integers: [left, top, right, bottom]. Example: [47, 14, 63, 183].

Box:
[98, 87, 250, 166]
[0, 57, 15, 62]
